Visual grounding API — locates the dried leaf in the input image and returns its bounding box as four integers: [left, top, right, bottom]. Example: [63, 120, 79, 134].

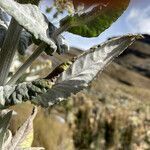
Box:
[8, 107, 37, 149]
[18, 30, 32, 55]
[0, 7, 9, 28]
[0, 111, 12, 149]
[62, 0, 130, 37]
[0, 35, 142, 107]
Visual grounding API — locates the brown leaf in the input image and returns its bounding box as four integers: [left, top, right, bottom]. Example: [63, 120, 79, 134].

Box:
[8, 107, 37, 149]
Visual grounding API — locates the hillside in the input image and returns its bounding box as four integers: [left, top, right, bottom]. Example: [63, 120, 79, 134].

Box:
[9, 35, 150, 150]
[62, 34, 150, 149]
[91, 34, 150, 101]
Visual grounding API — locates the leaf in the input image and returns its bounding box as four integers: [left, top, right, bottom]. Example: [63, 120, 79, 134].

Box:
[8, 107, 37, 150]
[0, 111, 12, 149]
[0, 7, 9, 28]
[0, 35, 142, 107]
[0, 0, 56, 49]
[1, 108, 44, 150]
[0, 25, 7, 48]
[61, 0, 130, 37]
[44, 22, 70, 55]
[0, 8, 9, 48]
[17, 0, 40, 5]
[2, 129, 12, 150]
[0, 2, 68, 55]
[0, 7, 32, 54]
[18, 30, 32, 55]
[35, 35, 141, 107]
[23, 147, 45, 150]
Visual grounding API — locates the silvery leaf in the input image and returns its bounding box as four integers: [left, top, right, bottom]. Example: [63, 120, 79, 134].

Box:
[0, 111, 12, 149]
[0, 35, 141, 107]
[0, 0, 56, 50]
[0, 7, 9, 28]
[35, 35, 141, 107]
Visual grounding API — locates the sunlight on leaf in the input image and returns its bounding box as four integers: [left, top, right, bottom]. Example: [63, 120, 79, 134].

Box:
[61, 0, 130, 37]
[0, 0, 56, 49]
[0, 35, 142, 107]
[35, 34, 141, 107]
[0, 111, 12, 149]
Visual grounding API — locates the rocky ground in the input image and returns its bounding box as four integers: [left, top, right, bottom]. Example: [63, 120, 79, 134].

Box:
[8, 35, 150, 150]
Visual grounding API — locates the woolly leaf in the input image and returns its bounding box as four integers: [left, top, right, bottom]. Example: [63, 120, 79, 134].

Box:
[8, 107, 37, 149]
[0, 7, 9, 28]
[0, 0, 56, 49]
[35, 35, 141, 107]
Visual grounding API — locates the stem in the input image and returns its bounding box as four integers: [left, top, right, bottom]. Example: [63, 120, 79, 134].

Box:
[52, 23, 70, 38]
[7, 42, 47, 85]
[0, 18, 22, 86]
[51, 23, 70, 54]
[7, 23, 70, 85]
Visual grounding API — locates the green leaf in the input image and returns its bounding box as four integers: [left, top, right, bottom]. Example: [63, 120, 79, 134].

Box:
[61, 0, 130, 37]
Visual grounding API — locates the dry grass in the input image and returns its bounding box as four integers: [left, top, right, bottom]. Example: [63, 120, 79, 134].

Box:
[9, 102, 74, 150]
[7, 66, 150, 149]
[66, 93, 150, 149]
[7, 54, 150, 150]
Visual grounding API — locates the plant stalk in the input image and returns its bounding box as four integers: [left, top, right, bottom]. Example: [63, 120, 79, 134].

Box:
[0, 18, 22, 86]
[51, 23, 70, 38]
[7, 23, 70, 85]
[7, 42, 47, 85]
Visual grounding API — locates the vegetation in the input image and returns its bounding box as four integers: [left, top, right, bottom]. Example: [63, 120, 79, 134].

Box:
[0, 0, 147, 149]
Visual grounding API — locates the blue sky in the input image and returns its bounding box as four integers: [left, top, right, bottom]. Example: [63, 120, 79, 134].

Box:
[40, 0, 150, 50]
